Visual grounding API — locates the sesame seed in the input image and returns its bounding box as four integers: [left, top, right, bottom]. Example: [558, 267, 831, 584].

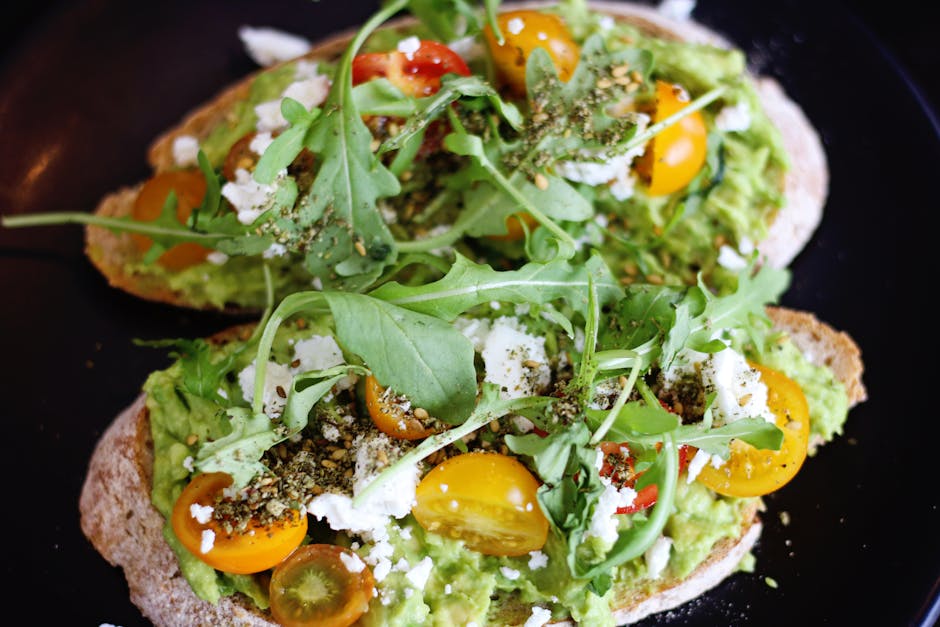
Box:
[612, 65, 630, 78]
[414, 407, 429, 420]
[489, 420, 500, 433]
[355, 241, 367, 256]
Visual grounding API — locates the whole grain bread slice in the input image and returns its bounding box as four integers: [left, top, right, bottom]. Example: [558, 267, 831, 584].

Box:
[79, 307, 863, 626]
[84, 1, 829, 312]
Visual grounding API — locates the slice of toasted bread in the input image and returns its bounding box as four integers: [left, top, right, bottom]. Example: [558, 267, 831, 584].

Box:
[84, 1, 828, 312]
[79, 306, 862, 626]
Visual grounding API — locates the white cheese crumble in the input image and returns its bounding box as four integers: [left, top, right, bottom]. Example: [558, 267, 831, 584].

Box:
[661, 347, 773, 425]
[528, 550, 548, 570]
[238, 26, 312, 67]
[292, 334, 357, 390]
[500, 566, 521, 580]
[171, 135, 200, 168]
[189, 503, 213, 525]
[321, 422, 341, 442]
[507, 17, 525, 35]
[340, 550, 367, 573]
[206, 251, 229, 265]
[586, 474, 638, 545]
[254, 72, 331, 133]
[598, 15, 615, 31]
[262, 243, 288, 259]
[405, 556, 434, 589]
[453, 316, 491, 352]
[199, 529, 216, 554]
[524, 607, 553, 627]
[444, 583, 453, 594]
[182, 455, 195, 472]
[644, 535, 674, 579]
[397, 36, 421, 60]
[238, 360, 294, 418]
[715, 101, 752, 132]
[480, 316, 551, 399]
[717, 244, 749, 270]
[658, 0, 696, 21]
[249, 131, 275, 156]
[222, 167, 286, 225]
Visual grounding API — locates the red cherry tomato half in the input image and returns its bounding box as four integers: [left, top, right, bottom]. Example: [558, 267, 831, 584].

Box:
[598, 441, 691, 515]
[352, 40, 471, 97]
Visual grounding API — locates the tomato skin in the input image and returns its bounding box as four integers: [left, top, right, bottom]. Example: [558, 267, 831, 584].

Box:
[635, 80, 708, 196]
[352, 40, 471, 97]
[483, 10, 580, 96]
[412, 452, 549, 556]
[364, 374, 436, 440]
[269, 544, 375, 627]
[695, 364, 811, 498]
[130, 169, 211, 271]
[598, 441, 691, 515]
[170, 472, 308, 575]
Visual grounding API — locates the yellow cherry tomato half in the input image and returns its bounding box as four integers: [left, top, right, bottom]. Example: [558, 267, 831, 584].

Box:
[412, 452, 548, 556]
[170, 472, 308, 575]
[364, 374, 436, 440]
[696, 364, 811, 498]
[269, 544, 375, 627]
[130, 169, 211, 271]
[483, 9, 580, 96]
[635, 80, 708, 197]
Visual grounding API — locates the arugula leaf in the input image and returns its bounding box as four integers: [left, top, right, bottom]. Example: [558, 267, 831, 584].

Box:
[369, 252, 622, 322]
[133, 337, 234, 403]
[405, 0, 482, 41]
[353, 78, 414, 117]
[586, 401, 679, 436]
[252, 98, 320, 184]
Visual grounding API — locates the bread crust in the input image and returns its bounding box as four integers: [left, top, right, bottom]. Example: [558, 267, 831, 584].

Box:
[80, 307, 861, 626]
[84, 1, 828, 312]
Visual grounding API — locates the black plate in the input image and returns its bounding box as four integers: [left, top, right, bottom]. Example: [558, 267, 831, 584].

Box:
[1, 1, 938, 625]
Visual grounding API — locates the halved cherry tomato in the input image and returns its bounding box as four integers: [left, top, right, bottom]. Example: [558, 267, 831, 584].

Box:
[598, 441, 691, 515]
[412, 452, 548, 556]
[364, 374, 436, 440]
[696, 363, 810, 498]
[269, 544, 375, 627]
[487, 211, 539, 242]
[170, 472, 308, 575]
[130, 169, 211, 271]
[483, 10, 580, 96]
[635, 80, 708, 196]
[352, 40, 471, 97]
[222, 131, 317, 182]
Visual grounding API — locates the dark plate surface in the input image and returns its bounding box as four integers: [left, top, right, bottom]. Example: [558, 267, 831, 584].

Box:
[1, 1, 937, 625]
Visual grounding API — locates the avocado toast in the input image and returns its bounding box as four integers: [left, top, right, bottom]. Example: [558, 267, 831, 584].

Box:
[2, 0, 828, 312]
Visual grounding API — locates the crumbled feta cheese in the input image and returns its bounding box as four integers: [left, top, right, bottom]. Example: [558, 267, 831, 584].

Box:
[238, 26, 311, 67]
[340, 550, 367, 573]
[715, 101, 752, 132]
[500, 566, 521, 580]
[206, 251, 229, 265]
[507, 17, 525, 35]
[199, 529, 216, 554]
[481, 317, 551, 399]
[237, 361, 294, 418]
[406, 556, 434, 589]
[249, 131, 275, 156]
[292, 334, 356, 390]
[528, 550, 548, 570]
[397, 36, 421, 60]
[222, 167, 285, 225]
[399, 526, 412, 540]
[189, 503, 213, 525]
[321, 422, 341, 442]
[586, 479, 638, 545]
[661, 347, 773, 425]
[685, 448, 711, 483]
[658, 0, 696, 21]
[598, 15, 615, 31]
[254, 73, 331, 132]
[172, 135, 200, 168]
[263, 243, 288, 259]
[453, 316, 492, 352]
[644, 535, 674, 579]
[717, 244, 749, 270]
[444, 583, 453, 594]
[294, 59, 321, 80]
[512, 415, 535, 433]
[524, 607, 553, 627]
[182, 456, 195, 472]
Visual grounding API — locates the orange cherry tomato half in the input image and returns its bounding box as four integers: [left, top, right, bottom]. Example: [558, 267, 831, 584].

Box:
[170, 472, 308, 575]
[695, 364, 811, 498]
[352, 40, 471, 97]
[130, 169, 211, 271]
[635, 80, 708, 197]
[364, 374, 436, 440]
[483, 9, 580, 96]
[269, 544, 375, 627]
[487, 211, 539, 242]
[412, 452, 549, 556]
